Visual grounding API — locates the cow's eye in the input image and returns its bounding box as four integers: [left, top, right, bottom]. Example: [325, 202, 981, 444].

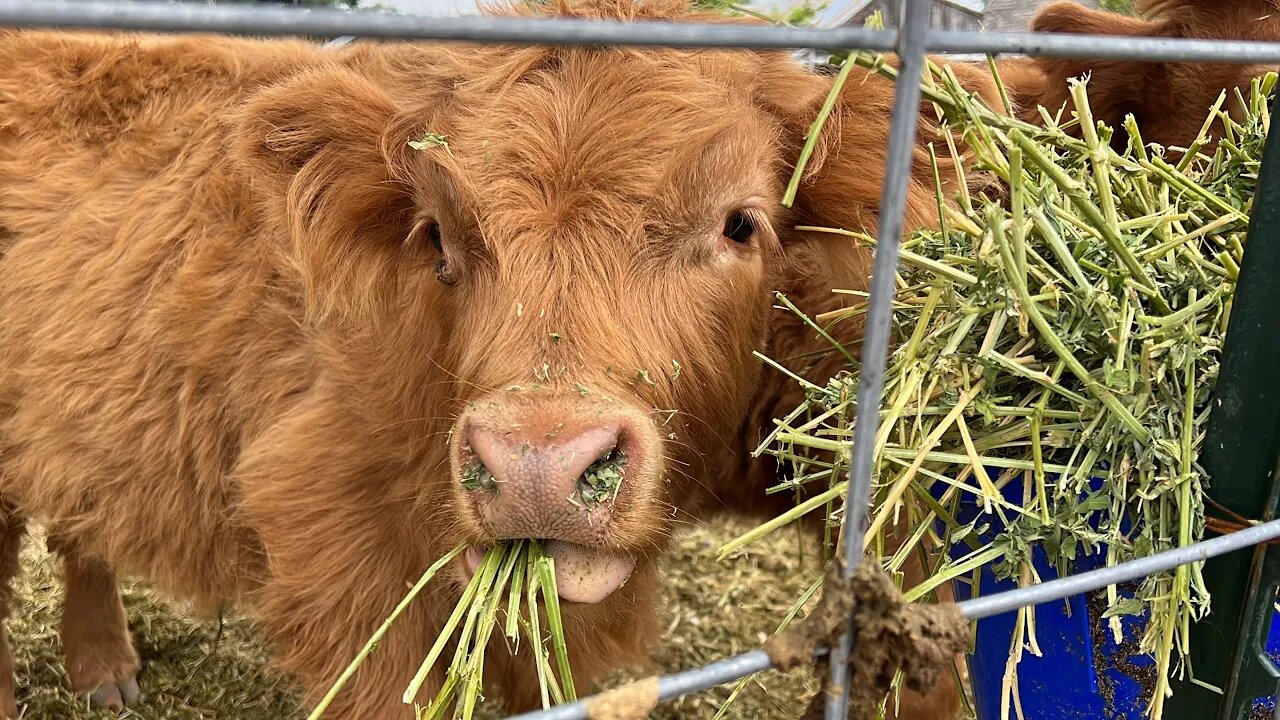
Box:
[416, 220, 454, 286]
[436, 259, 455, 286]
[424, 222, 444, 253]
[722, 211, 755, 245]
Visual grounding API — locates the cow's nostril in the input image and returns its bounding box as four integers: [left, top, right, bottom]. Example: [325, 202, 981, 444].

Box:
[576, 448, 626, 508]
[460, 460, 498, 494]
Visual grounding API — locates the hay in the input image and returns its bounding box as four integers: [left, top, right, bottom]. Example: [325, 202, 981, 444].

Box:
[8, 520, 818, 719]
[10, 528, 302, 720]
[723, 48, 1277, 720]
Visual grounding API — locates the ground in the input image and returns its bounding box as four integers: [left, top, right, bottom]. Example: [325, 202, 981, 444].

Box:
[7, 520, 822, 719]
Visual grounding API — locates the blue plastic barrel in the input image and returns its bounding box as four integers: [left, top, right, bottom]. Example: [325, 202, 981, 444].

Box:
[929, 475, 1280, 718]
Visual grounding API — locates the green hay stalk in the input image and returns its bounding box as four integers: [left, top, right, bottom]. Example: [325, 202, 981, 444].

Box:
[311, 540, 574, 720]
[726, 52, 1276, 720]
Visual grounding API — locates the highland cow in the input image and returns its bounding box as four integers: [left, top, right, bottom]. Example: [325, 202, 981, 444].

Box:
[1001, 0, 1280, 152]
[0, 2, 1001, 718]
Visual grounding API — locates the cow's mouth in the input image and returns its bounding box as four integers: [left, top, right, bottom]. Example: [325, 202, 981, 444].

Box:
[463, 541, 637, 604]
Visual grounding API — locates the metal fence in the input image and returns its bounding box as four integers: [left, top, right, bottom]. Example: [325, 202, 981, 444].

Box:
[6, 1, 1280, 719]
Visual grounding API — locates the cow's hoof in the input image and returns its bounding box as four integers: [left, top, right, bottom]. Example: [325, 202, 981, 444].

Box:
[86, 674, 140, 709]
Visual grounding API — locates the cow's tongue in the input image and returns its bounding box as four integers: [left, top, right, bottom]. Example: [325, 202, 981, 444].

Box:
[542, 540, 636, 604]
[464, 542, 636, 604]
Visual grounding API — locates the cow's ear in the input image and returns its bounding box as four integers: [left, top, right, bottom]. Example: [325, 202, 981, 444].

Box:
[232, 67, 418, 324]
[232, 66, 399, 191]
[763, 56, 1002, 287]
[750, 51, 832, 119]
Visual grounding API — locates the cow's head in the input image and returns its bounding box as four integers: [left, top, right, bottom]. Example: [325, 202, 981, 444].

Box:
[232, 0, 996, 612]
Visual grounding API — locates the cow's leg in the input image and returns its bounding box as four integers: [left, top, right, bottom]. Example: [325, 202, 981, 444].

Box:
[47, 535, 140, 709]
[0, 502, 25, 719]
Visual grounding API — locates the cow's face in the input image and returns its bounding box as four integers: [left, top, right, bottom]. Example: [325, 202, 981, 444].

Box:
[232, 15, 928, 608]
[391, 45, 815, 604]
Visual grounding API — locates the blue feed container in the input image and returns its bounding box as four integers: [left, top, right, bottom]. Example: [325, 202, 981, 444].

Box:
[1254, 620, 1280, 713]
[930, 474, 1280, 719]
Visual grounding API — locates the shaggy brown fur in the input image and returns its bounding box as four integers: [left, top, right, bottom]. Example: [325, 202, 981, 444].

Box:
[1001, 0, 1280, 152]
[0, 1, 1002, 718]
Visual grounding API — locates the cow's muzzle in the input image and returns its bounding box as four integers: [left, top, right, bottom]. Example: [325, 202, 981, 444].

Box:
[451, 391, 661, 603]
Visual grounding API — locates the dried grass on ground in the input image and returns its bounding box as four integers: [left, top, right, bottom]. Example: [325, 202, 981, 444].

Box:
[8, 520, 819, 720]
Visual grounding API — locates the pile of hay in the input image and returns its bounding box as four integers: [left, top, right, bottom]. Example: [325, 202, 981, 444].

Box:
[726, 50, 1274, 719]
[9, 520, 820, 719]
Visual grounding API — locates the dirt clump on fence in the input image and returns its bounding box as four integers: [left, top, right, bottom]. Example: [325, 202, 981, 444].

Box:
[767, 560, 968, 719]
[584, 675, 660, 720]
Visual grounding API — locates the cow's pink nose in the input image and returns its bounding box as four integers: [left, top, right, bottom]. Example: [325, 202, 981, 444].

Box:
[454, 399, 657, 603]
[464, 423, 626, 546]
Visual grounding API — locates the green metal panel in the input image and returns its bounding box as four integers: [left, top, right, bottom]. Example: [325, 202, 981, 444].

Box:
[1168, 96, 1280, 720]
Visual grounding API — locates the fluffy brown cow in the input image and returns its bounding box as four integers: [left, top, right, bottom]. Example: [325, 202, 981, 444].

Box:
[0, 1, 1000, 718]
[1002, 0, 1280, 152]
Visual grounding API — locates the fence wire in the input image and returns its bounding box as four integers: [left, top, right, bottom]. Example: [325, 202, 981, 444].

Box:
[4, 1, 1280, 719]
[825, 0, 930, 716]
[6, 0, 1280, 62]
[505, 518, 1280, 720]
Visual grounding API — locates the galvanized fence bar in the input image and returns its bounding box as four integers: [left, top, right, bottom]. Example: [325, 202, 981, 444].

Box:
[0, 0, 900, 49]
[959, 519, 1280, 621]
[825, 0, 929, 715]
[505, 519, 1280, 720]
[4, 0, 1280, 64]
[920, 29, 1280, 64]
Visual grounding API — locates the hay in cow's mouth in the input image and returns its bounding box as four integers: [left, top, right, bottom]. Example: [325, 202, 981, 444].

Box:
[309, 540, 579, 720]
[465, 540, 636, 604]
